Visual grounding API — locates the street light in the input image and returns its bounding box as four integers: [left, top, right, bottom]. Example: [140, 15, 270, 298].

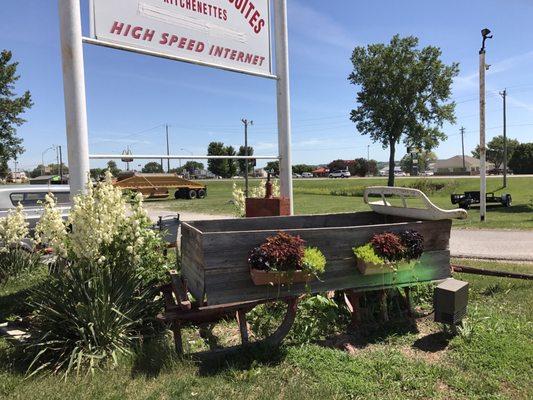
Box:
[41, 145, 56, 176]
[479, 27, 493, 222]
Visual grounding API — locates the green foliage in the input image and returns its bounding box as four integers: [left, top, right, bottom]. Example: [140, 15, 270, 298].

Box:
[349, 35, 459, 185]
[407, 178, 458, 194]
[327, 159, 347, 171]
[0, 50, 33, 177]
[508, 142, 533, 174]
[302, 247, 326, 275]
[348, 158, 373, 177]
[472, 135, 520, 169]
[141, 162, 163, 173]
[237, 146, 255, 174]
[106, 160, 121, 177]
[292, 164, 316, 175]
[265, 161, 280, 175]
[352, 243, 385, 265]
[400, 150, 437, 173]
[206, 142, 239, 178]
[25, 261, 160, 378]
[182, 161, 204, 174]
[0, 248, 40, 286]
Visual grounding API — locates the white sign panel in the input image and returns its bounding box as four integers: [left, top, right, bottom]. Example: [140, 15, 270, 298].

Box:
[91, 0, 272, 76]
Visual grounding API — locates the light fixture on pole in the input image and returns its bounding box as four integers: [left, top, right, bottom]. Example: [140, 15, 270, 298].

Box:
[479, 28, 492, 222]
[242, 119, 253, 197]
[41, 145, 56, 176]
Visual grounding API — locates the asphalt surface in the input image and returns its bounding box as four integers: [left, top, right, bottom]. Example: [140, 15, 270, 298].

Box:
[450, 229, 533, 262]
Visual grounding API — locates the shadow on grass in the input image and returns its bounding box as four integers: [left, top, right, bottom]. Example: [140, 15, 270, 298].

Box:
[412, 331, 452, 353]
[130, 338, 288, 378]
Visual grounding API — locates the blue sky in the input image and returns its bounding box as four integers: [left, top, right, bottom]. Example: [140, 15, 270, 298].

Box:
[3, 0, 533, 171]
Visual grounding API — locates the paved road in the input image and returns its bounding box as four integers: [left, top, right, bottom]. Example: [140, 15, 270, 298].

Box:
[144, 207, 533, 262]
[450, 229, 533, 262]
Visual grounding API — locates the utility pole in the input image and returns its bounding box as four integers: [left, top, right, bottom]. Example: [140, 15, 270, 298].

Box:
[500, 89, 508, 187]
[479, 28, 493, 222]
[58, 145, 64, 183]
[367, 145, 370, 161]
[242, 119, 253, 197]
[165, 124, 171, 173]
[460, 127, 466, 173]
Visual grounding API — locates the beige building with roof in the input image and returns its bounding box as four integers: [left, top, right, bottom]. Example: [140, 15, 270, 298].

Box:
[434, 155, 494, 176]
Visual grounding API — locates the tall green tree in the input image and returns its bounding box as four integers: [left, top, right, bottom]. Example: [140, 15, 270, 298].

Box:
[225, 145, 238, 178]
[508, 143, 533, 174]
[265, 161, 280, 175]
[142, 162, 163, 173]
[106, 160, 121, 176]
[348, 35, 459, 186]
[0, 50, 33, 177]
[207, 142, 228, 177]
[471, 135, 520, 169]
[237, 145, 255, 175]
[292, 164, 315, 175]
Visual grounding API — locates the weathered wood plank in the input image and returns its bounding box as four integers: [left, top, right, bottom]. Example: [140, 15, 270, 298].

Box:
[181, 223, 205, 300]
[206, 250, 450, 305]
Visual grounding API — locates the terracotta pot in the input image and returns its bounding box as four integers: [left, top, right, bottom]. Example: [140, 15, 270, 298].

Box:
[250, 267, 314, 286]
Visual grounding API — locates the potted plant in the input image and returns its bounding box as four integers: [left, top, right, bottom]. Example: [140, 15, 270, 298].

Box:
[248, 232, 326, 285]
[352, 230, 424, 275]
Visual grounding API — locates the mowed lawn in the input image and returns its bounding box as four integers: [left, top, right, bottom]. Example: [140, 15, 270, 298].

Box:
[1, 261, 532, 399]
[146, 176, 533, 229]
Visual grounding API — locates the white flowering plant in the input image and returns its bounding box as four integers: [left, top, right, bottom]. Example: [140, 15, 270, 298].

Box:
[36, 172, 169, 284]
[232, 179, 280, 216]
[0, 203, 29, 252]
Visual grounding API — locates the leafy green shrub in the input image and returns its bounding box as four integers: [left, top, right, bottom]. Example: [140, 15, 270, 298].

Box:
[407, 179, 458, 193]
[25, 261, 160, 378]
[370, 232, 406, 262]
[330, 188, 365, 197]
[352, 243, 385, 265]
[302, 247, 327, 275]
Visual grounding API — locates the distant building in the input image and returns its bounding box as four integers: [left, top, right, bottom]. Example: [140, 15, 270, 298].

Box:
[254, 168, 268, 178]
[434, 155, 494, 175]
[7, 171, 28, 183]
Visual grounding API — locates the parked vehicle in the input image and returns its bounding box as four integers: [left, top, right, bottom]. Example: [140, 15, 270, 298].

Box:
[301, 172, 314, 178]
[0, 185, 71, 231]
[114, 172, 207, 200]
[292, 173, 302, 178]
[328, 170, 351, 178]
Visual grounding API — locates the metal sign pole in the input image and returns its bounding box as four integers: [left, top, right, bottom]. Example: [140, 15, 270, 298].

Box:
[479, 49, 487, 222]
[274, 0, 294, 214]
[59, 0, 90, 197]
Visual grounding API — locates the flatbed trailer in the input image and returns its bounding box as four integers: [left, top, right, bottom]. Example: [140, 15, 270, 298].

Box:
[114, 172, 207, 200]
[451, 191, 512, 209]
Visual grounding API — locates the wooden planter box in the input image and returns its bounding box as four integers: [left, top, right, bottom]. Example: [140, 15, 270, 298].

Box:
[181, 212, 452, 306]
[250, 268, 314, 286]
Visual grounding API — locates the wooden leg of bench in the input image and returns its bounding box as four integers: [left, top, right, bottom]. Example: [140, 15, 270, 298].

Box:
[236, 309, 249, 344]
[403, 287, 413, 317]
[344, 290, 361, 331]
[171, 320, 183, 355]
[380, 290, 389, 322]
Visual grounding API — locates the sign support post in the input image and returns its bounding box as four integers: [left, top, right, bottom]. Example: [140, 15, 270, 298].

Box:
[274, 0, 294, 214]
[59, 0, 90, 197]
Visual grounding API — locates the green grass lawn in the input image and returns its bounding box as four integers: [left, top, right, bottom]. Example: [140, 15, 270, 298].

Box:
[146, 176, 533, 229]
[1, 261, 532, 399]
